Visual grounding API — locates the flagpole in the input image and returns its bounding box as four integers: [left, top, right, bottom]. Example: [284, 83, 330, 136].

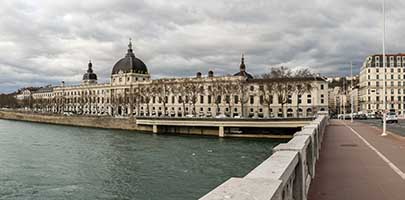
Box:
[382, 0, 387, 136]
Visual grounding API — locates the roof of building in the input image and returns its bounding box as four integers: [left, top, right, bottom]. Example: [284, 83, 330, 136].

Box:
[233, 54, 254, 80]
[111, 39, 148, 75]
[33, 86, 55, 93]
[83, 61, 97, 81]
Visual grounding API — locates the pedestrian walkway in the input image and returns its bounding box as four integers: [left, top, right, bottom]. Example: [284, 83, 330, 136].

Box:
[308, 120, 405, 200]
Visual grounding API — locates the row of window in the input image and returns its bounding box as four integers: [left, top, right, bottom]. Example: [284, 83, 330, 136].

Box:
[113, 76, 146, 83]
[367, 81, 405, 87]
[367, 68, 405, 73]
[367, 74, 405, 80]
[367, 88, 405, 95]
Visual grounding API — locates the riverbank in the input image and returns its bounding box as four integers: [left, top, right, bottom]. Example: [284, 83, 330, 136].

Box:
[0, 111, 146, 131]
[0, 111, 306, 138]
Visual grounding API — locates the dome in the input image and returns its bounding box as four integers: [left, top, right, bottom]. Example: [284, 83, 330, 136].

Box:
[233, 54, 253, 80]
[83, 61, 97, 80]
[111, 40, 148, 75]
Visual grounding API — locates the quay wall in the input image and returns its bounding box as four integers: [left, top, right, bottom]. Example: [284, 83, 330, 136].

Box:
[0, 111, 145, 131]
[0, 111, 311, 139]
[200, 113, 329, 200]
[0, 111, 221, 135]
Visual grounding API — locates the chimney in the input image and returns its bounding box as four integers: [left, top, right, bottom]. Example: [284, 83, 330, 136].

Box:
[196, 72, 202, 78]
[208, 70, 214, 78]
[61, 81, 65, 87]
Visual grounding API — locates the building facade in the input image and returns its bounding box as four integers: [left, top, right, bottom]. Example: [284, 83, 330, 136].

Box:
[360, 53, 405, 115]
[25, 40, 329, 118]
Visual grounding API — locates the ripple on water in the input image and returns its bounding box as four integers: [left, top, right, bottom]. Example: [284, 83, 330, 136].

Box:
[0, 119, 283, 200]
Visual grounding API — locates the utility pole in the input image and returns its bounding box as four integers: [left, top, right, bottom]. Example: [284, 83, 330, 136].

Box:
[382, 0, 387, 136]
[351, 62, 354, 123]
[343, 79, 346, 121]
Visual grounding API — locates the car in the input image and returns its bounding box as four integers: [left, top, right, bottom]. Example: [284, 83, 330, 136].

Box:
[385, 112, 398, 123]
[215, 114, 227, 119]
[63, 111, 73, 116]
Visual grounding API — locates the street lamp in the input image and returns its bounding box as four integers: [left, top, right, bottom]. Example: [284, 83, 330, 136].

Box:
[381, 0, 387, 136]
[350, 62, 354, 123]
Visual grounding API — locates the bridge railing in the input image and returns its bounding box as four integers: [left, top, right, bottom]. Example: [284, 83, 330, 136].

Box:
[200, 113, 329, 200]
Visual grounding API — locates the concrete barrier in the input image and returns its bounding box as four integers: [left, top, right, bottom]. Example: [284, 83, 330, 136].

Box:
[200, 114, 329, 200]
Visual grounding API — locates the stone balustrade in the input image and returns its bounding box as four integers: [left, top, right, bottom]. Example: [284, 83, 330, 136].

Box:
[200, 113, 329, 200]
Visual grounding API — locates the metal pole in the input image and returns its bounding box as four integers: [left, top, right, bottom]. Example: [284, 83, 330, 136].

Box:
[343, 79, 346, 121]
[351, 61, 354, 123]
[382, 0, 387, 136]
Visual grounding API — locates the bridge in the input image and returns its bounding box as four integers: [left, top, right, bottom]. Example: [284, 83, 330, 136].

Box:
[136, 117, 314, 138]
[200, 116, 405, 200]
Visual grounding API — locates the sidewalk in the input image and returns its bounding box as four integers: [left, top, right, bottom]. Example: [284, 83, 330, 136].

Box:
[308, 120, 405, 200]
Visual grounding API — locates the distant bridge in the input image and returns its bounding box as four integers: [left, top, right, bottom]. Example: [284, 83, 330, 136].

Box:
[136, 117, 315, 138]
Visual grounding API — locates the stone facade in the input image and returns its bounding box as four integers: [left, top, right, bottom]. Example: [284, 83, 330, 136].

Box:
[23, 40, 329, 118]
[360, 53, 405, 115]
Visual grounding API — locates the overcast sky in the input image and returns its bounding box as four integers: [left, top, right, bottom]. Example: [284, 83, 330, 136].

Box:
[0, 0, 404, 93]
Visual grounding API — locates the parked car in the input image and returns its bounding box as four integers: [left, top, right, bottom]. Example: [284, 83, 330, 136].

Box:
[215, 114, 227, 119]
[385, 112, 398, 123]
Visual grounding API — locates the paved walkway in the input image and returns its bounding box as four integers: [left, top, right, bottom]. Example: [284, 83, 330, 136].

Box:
[308, 120, 405, 200]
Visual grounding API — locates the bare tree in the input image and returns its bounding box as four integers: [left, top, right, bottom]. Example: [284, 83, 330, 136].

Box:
[258, 79, 275, 117]
[237, 79, 250, 117]
[207, 80, 226, 116]
[261, 66, 315, 118]
[183, 79, 204, 116]
[139, 84, 152, 116]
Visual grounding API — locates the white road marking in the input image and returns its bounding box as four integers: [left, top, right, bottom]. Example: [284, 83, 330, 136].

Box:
[344, 123, 405, 180]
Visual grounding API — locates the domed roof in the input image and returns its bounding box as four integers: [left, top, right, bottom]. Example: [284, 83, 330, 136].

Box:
[234, 54, 253, 80]
[112, 40, 148, 75]
[83, 61, 97, 80]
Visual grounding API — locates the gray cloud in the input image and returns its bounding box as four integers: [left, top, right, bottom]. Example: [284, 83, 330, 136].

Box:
[0, 0, 403, 93]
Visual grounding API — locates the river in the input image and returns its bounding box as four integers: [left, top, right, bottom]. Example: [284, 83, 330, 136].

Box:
[0, 119, 283, 200]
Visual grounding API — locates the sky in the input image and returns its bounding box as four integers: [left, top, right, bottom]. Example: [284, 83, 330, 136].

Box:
[0, 0, 404, 93]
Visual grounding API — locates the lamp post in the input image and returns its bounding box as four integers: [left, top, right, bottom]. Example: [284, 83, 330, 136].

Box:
[382, 0, 387, 136]
[351, 62, 354, 123]
[343, 79, 346, 121]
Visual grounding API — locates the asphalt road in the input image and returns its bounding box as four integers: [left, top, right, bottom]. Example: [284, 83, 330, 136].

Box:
[344, 119, 405, 137]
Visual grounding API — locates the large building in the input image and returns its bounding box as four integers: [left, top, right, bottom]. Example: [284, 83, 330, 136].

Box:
[360, 53, 405, 115]
[24, 40, 329, 118]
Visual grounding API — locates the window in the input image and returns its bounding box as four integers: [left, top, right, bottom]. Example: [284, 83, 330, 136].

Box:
[200, 96, 204, 104]
[298, 95, 302, 104]
[250, 96, 254, 104]
[217, 95, 221, 103]
[376, 75, 379, 79]
[307, 95, 312, 104]
[225, 95, 230, 104]
[320, 84, 324, 90]
[234, 95, 239, 104]
[250, 86, 254, 91]
[208, 95, 212, 104]
[260, 96, 264, 104]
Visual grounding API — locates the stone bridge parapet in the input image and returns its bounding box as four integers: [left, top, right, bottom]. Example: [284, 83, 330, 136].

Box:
[200, 113, 329, 200]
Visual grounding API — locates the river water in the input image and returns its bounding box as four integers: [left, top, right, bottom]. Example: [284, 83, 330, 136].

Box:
[0, 119, 283, 200]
